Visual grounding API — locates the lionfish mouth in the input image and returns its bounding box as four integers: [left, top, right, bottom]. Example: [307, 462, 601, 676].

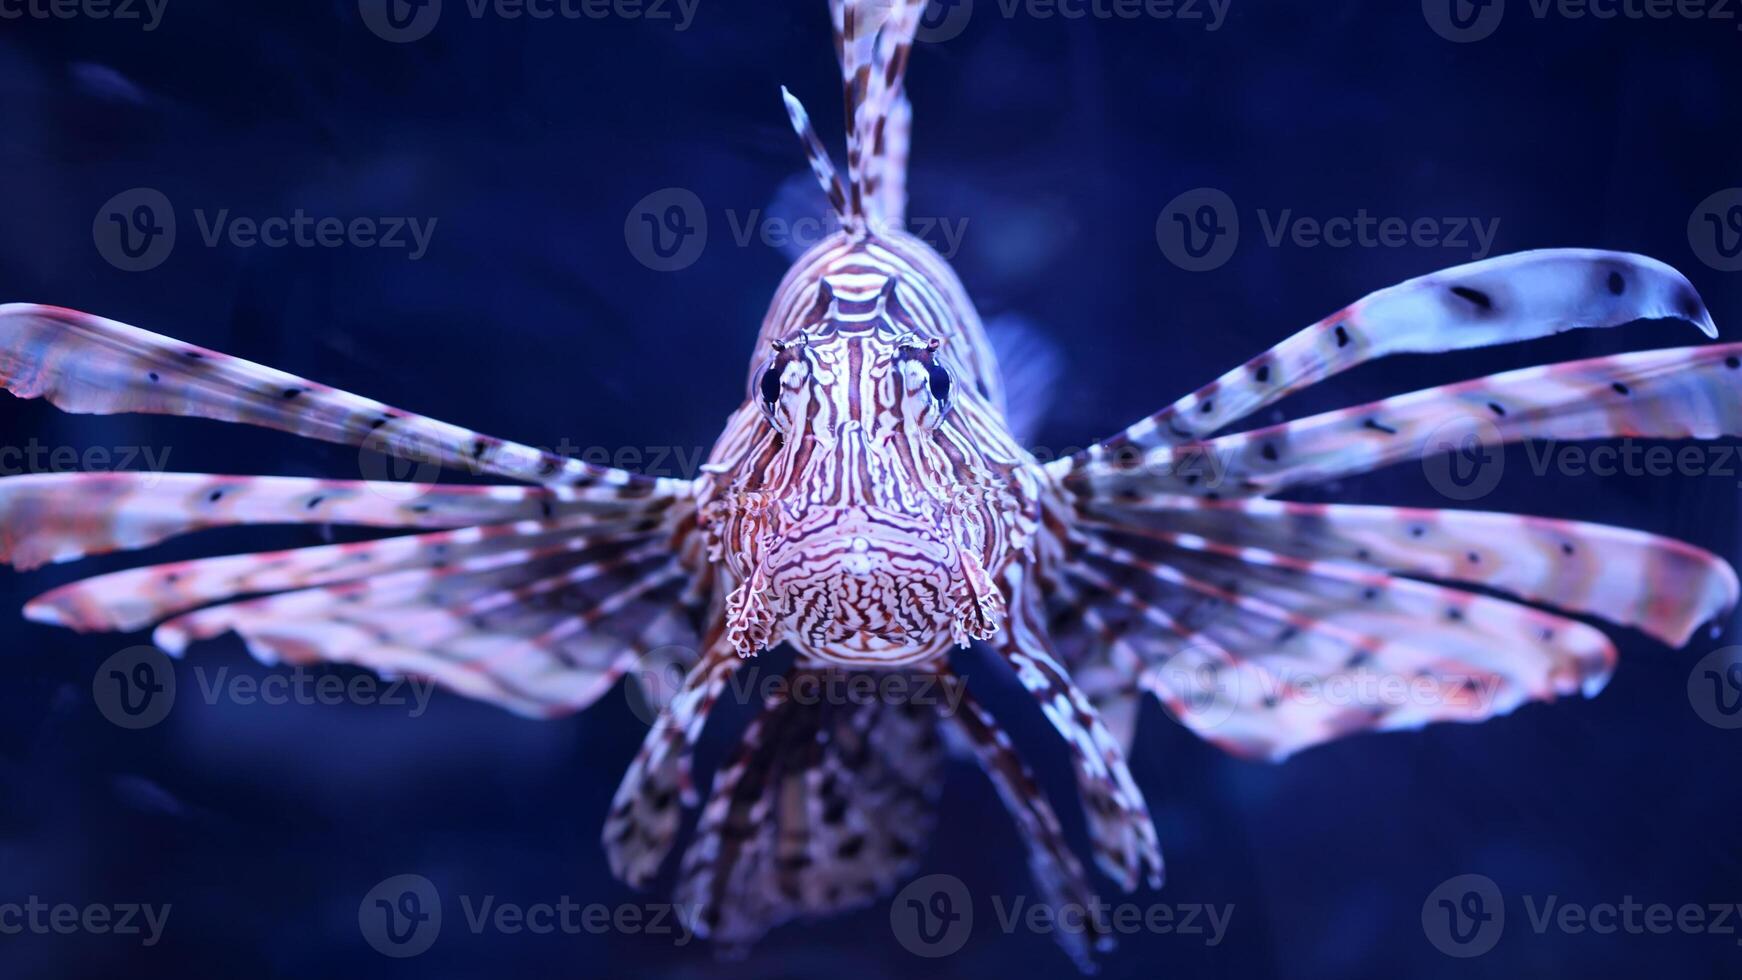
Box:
[715, 501, 1006, 664]
[825, 625, 922, 654]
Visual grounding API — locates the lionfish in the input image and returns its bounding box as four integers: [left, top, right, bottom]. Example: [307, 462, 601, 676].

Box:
[2, 0, 1738, 968]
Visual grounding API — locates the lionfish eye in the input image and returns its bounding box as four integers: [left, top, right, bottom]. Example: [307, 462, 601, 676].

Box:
[925, 362, 953, 406]
[758, 361, 784, 411]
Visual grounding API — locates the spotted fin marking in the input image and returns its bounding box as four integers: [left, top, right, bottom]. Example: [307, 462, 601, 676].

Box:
[1081, 528, 1619, 694]
[0, 304, 703, 720]
[605, 632, 747, 888]
[0, 305, 678, 493]
[24, 510, 672, 634]
[151, 533, 671, 646]
[1062, 527, 1621, 762]
[1090, 250, 1716, 454]
[109, 534, 689, 717]
[676, 674, 941, 949]
[1085, 499, 1738, 648]
[1067, 342, 1742, 500]
[0, 472, 666, 572]
[992, 566, 1163, 892]
[938, 673, 1110, 973]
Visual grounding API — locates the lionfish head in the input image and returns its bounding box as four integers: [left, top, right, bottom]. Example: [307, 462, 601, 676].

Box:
[707, 271, 1029, 667]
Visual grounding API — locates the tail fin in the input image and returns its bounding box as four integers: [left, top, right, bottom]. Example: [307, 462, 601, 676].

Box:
[674, 669, 942, 951]
[660, 667, 1113, 971]
[782, 0, 926, 233]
